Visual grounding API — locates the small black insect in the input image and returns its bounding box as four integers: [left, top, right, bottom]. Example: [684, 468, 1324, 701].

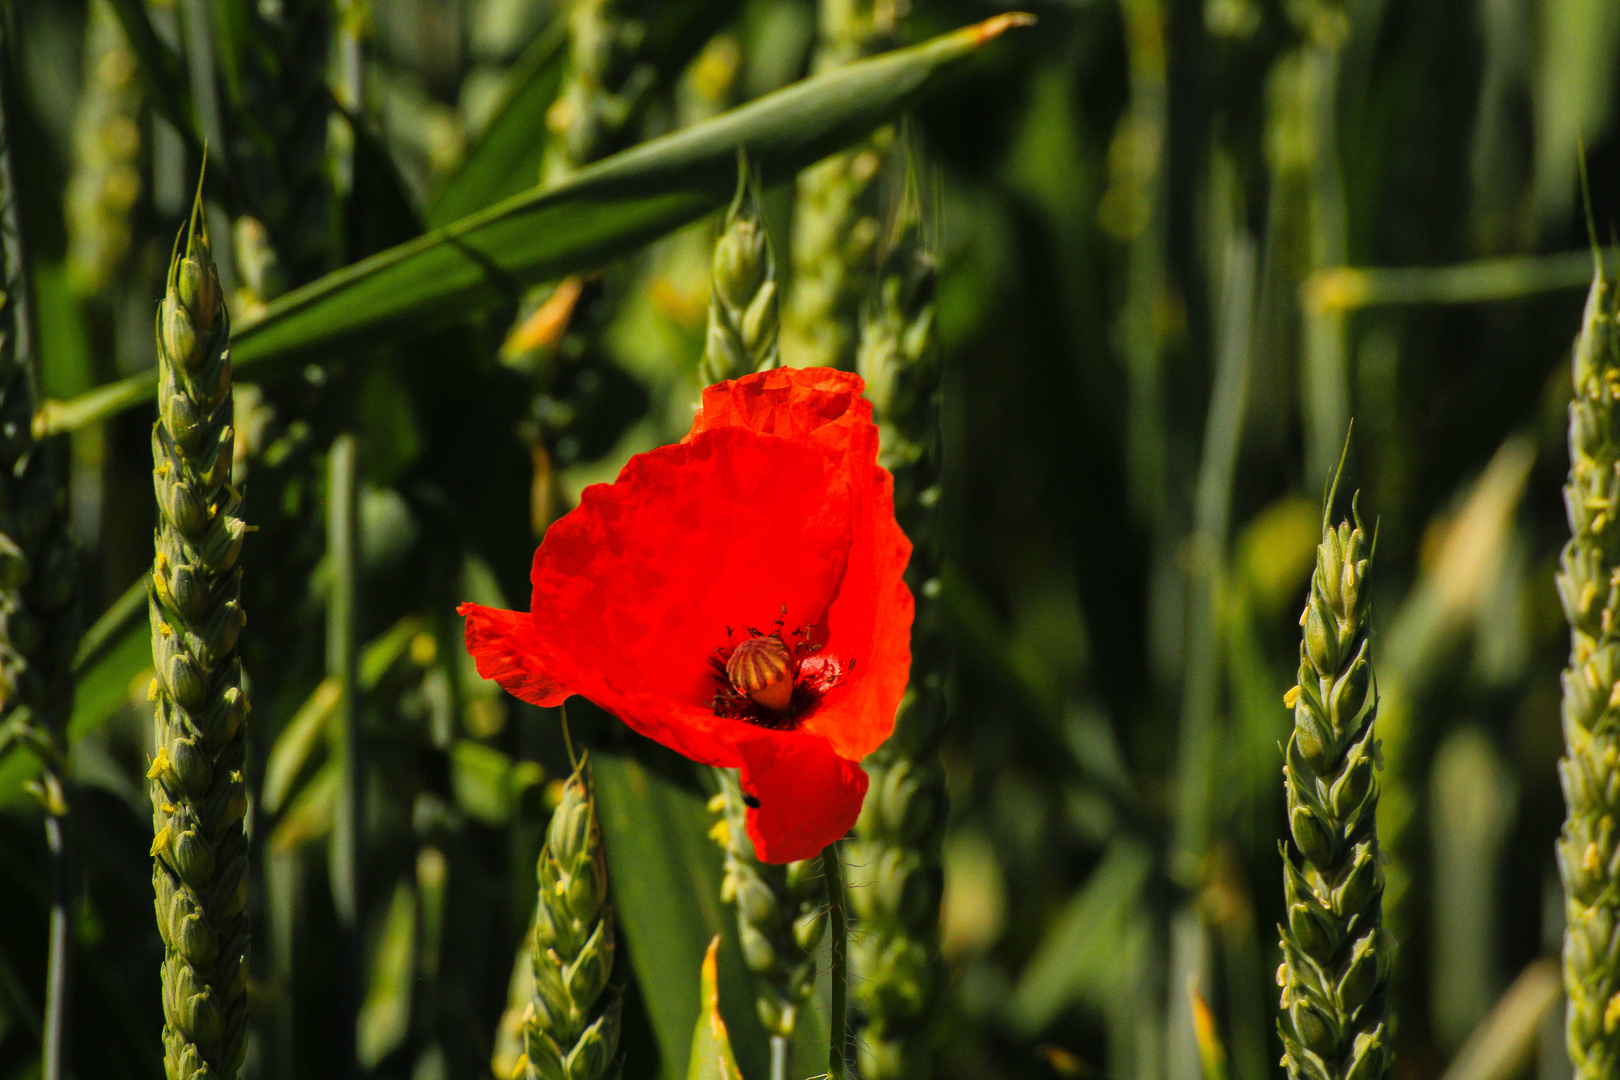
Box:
[742, 793, 761, 809]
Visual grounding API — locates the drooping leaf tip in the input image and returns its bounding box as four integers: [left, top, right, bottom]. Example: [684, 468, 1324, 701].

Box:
[971, 13, 1037, 43]
[701, 935, 721, 1012]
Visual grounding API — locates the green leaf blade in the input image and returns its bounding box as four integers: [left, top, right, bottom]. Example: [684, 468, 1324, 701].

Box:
[39, 15, 1031, 434]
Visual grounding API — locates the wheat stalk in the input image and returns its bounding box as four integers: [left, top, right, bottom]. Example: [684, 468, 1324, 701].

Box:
[781, 0, 901, 370]
[65, 0, 143, 296]
[846, 210, 947, 1080]
[1276, 486, 1392, 1080]
[541, 0, 655, 185]
[148, 201, 251, 1080]
[700, 160, 780, 385]
[514, 761, 621, 1080]
[215, 0, 335, 295]
[711, 770, 826, 1080]
[1556, 265, 1620, 1080]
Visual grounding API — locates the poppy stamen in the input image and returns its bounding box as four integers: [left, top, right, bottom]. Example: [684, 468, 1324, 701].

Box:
[709, 614, 853, 725]
[727, 635, 794, 711]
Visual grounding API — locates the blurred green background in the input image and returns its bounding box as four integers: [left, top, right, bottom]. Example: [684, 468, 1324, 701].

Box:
[0, 0, 1615, 1079]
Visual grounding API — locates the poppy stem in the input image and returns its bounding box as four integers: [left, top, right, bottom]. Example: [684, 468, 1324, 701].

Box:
[559, 700, 579, 772]
[823, 841, 848, 1080]
[769, 1035, 788, 1080]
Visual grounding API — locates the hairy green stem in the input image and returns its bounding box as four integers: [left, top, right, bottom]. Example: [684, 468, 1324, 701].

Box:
[1276, 486, 1392, 1080]
[825, 841, 848, 1080]
[1557, 265, 1620, 1080]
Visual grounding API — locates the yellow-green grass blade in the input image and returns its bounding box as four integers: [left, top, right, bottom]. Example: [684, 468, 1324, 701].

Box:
[593, 753, 772, 1080]
[38, 15, 1031, 436]
[424, 20, 569, 229]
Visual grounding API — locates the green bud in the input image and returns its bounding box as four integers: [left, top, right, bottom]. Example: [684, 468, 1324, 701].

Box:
[564, 918, 613, 1008]
[1287, 901, 1335, 962]
[176, 257, 218, 339]
[1289, 996, 1336, 1057]
[739, 921, 779, 977]
[1330, 747, 1374, 820]
[564, 998, 620, 1080]
[525, 1026, 568, 1080]
[1342, 1027, 1388, 1080]
[163, 649, 208, 712]
[1317, 535, 1344, 609]
[756, 993, 786, 1036]
[784, 857, 821, 894]
[197, 516, 245, 577]
[1336, 931, 1383, 1014]
[159, 297, 199, 373]
[736, 875, 782, 933]
[1329, 653, 1371, 734]
[1334, 844, 1380, 915]
[175, 908, 218, 969]
[166, 560, 209, 624]
[1293, 708, 1332, 776]
[0, 533, 28, 589]
[793, 907, 827, 952]
[160, 474, 209, 539]
[170, 737, 211, 799]
[172, 828, 215, 890]
[1290, 805, 1334, 867]
[200, 683, 245, 753]
[1304, 591, 1339, 674]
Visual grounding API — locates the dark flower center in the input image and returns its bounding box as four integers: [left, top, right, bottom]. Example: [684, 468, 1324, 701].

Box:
[708, 613, 853, 729]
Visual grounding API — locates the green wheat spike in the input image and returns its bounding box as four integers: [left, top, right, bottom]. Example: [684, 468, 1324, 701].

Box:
[541, 0, 655, 185]
[65, 0, 143, 297]
[148, 197, 251, 1080]
[217, 0, 335, 296]
[700, 159, 780, 385]
[847, 202, 948, 1080]
[517, 761, 621, 1080]
[1276, 480, 1393, 1080]
[781, 0, 899, 370]
[711, 770, 826, 1047]
[0, 33, 82, 1075]
[1557, 263, 1620, 1080]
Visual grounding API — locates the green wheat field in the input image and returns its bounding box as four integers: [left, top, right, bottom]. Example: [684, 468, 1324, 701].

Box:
[0, 2, 1617, 1080]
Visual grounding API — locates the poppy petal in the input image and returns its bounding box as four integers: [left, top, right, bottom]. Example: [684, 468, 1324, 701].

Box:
[458, 603, 569, 708]
[732, 725, 868, 863]
[805, 463, 912, 761]
[690, 368, 877, 473]
[697, 368, 911, 761]
[527, 426, 856, 766]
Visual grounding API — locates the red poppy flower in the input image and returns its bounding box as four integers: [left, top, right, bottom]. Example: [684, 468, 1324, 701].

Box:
[459, 368, 913, 862]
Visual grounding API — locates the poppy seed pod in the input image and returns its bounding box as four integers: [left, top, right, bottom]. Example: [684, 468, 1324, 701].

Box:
[727, 635, 794, 711]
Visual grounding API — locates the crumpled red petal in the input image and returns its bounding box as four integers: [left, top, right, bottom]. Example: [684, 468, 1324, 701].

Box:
[458, 367, 914, 861]
[690, 367, 878, 477]
[692, 368, 912, 762]
[732, 724, 869, 864]
[458, 602, 569, 708]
